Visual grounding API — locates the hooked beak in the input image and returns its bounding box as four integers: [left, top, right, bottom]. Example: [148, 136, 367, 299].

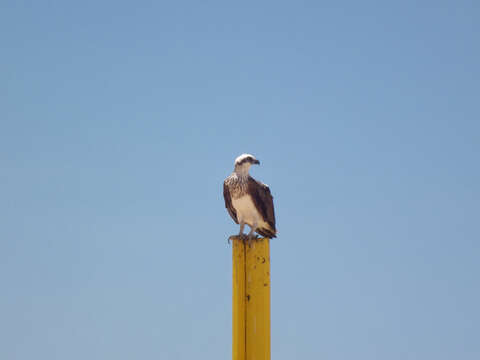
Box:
[253, 159, 260, 165]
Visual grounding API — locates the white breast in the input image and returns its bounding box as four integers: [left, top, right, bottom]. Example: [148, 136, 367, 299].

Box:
[232, 195, 261, 227]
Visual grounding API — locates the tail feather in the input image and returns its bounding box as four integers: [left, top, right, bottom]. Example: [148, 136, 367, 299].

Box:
[257, 227, 276, 238]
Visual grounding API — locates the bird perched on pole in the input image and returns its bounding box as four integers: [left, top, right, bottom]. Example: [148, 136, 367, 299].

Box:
[224, 154, 276, 242]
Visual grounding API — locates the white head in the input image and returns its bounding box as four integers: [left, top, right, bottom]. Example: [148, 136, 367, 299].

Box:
[234, 153, 260, 175]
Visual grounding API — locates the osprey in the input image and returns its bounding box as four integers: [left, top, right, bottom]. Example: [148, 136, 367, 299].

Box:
[223, 154, 276, 240]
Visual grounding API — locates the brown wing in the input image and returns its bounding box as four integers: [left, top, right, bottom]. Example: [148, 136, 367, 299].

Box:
[223, 181, 238, 224]
[248, 177, 276, 238]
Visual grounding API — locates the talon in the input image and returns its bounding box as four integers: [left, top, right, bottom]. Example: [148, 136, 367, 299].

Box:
[229, 234, 248, 243]
[246, 234, 258, 246]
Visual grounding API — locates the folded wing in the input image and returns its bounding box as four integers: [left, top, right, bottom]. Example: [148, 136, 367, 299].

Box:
[223, 181, 238, 224]
[248, 177, 276, 238]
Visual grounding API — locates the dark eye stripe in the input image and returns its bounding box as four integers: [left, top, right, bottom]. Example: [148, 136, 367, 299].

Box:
[239, 157, 253, 165]
[235, 155, 257, 166]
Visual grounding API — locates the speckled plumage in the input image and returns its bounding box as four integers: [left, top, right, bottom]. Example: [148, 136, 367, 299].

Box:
[223, 173, 249, 199]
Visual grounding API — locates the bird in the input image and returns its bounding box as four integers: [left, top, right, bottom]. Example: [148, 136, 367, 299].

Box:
[223, 154, 276, 242]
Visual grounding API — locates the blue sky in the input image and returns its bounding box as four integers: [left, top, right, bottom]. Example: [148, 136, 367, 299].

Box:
[1, 1, 479, 359]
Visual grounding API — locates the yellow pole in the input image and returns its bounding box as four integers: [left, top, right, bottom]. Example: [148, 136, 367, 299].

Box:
[232, 238, 246, 360]
[232, 237, 271, 360]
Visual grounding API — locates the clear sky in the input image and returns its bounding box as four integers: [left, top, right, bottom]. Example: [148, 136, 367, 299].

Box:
[1, 1, 479, 359]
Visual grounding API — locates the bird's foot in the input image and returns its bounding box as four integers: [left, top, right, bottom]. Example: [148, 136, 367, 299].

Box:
[246, 234, 260, 246]
[228, 234, 248, 244]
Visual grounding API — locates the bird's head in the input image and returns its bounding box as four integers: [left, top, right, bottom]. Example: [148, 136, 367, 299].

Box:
[234, 153, 260, 175]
